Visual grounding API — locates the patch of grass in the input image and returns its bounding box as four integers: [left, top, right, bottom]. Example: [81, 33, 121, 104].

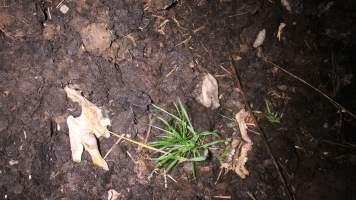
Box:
[264, 99, 281, 124]
[150, 99, 223, 176]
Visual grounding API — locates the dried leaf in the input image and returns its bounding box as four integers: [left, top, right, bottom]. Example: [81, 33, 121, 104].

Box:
[65, 86, 111, 170]
[107, 189, 121, 200]
[234, 109, 252, 178]
[195, 73, 220, 109]
[277, 23, 286, 41]
[220, 109, 253, 179]
[253, 29, 266, 48]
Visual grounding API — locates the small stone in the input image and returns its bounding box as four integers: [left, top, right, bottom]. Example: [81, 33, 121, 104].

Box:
[59, 4, 69, 14]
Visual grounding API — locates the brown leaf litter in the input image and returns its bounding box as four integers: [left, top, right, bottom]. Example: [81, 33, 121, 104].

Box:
[220, 109, 253, 179]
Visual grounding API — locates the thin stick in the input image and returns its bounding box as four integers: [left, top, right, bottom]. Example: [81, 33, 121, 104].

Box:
[164, 170, 168, 188]
[166, 64, 178, 78]
[145, 114, 153, 144]
[215, 168, 224, 185]
[175, 36, 192, 47]
[56, 0, 65, 8]
[263, 58, 356, 119]
[246, 191, 257, 200]
[109, 131, 166, 153]
[166, 174, 177, 183]
[212, 196, 231, 199]
[126, 151, 137, 163]
[321, 140, 356, 149]
[47, 7, 52, 20]
[104, 138, 123, 159]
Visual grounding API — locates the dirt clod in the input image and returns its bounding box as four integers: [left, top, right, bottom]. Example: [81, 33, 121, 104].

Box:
[80, 23, 112, 56]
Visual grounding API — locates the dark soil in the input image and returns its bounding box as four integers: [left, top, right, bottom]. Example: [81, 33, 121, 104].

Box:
[1, 0, 355, 199]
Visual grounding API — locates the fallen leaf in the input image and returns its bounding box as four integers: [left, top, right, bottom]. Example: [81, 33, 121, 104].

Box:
[107, 189, 121, 200]
[253, 29, 266, 48]
[65, 86, 111, 170]
[277, 23, 286, 41]
[220, 109, 253, 179]
[195, 73, 220, 109]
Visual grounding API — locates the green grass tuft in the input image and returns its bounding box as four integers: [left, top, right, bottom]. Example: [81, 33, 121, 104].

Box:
[264, 99, 281, 124]
[150, 99, 223, 176]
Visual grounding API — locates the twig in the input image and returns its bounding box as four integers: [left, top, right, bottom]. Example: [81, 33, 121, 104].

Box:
[321, 140, 356, 149]
[104, 137, 123, 159]
[166, 64, 178, 78]
[246, 191, 257, 200]
[166, 174, 177, 183]
[219, 65, 232, 76]
[47, 7, 52, 20]
[175, 36, 192, 47]
[56, 0, 66, 8]
[172, 16, 187, 30]
[215, 168, 224, 185]
[126, 151, 137, 163]
[145, 114, 153, 144]
[263, 57, 356, 119]
[228, 54, 296, 200]
[193, 25, 205, 33]
[109, 131, 166, 153]
[164, 170, 168, 188]
[212, 196, 231, 199]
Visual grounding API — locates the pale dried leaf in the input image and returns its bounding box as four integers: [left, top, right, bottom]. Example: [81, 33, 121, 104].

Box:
[107, 189, 121, 200]
[277, 23, 286, 41]
[253, 29, 266, 48]
[195, 73, 220, 109]
[65, 86, 111, 170]
[220, 109, 253, 179]
[234, 109, 252, 178]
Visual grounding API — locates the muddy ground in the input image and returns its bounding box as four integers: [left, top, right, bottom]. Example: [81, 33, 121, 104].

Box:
[1, 0, 356, 199]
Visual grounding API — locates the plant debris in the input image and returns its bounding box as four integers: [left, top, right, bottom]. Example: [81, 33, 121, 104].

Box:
[59, 4, 69, 14]
[277, 23, 286, 41]
[194, 73, 220, 109]
[107, 189, 121, 200]
[220, 109, 253, 179]
[65, 86, 111, 171]
[253, 29, 266, 48]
